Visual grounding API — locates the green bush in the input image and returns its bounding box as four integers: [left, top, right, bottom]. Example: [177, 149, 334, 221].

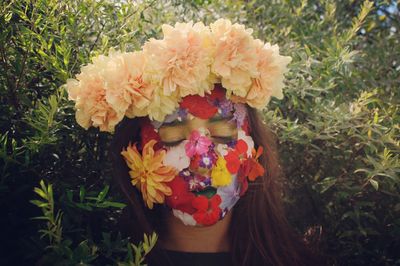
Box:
[1, 0, 398, 265]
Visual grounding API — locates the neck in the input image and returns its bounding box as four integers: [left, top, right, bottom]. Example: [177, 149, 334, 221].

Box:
[159, 211, 232, 253]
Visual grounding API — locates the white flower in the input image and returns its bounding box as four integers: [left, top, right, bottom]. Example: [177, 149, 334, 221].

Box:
[172, 209, 197, 226]
[163, 141, 190, 171]
[216, 143, 229, 156]
[217, 174, 240, 211]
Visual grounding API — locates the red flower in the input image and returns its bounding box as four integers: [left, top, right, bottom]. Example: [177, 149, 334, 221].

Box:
[192, 194, 222, 226]
[140, 118, 161, 150]
[241, 117, 250, 134]
[180, 95, 218, 119]
[165, 176, 196, 214]
[208, 84, 226, 102]
[224, 140, 248, 174]
[189, 154, 201, 170]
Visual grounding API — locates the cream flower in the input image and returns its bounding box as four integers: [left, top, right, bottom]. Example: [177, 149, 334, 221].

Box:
[232, 41, 292, 109]
[102, 51, 155, 119]
[121, 140, 178, 209]
[143, 21, 214, 97]
[145, 88, 180, 121]
[65, 61, 123, 132]
[210, 19, 259, 97]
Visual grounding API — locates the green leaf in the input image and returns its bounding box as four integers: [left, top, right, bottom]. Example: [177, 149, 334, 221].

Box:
[97, 185, 109, 202]
[369, 179, 379, 190]
[101, 201, 127, 208]
[33, 187, 47, 200]
[79, 186, 86, 202]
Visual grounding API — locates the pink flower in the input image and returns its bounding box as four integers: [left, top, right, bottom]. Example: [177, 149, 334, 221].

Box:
[185, 130, 212, 157]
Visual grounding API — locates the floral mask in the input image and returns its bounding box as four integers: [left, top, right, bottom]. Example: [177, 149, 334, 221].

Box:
[121, 86, 265, 226]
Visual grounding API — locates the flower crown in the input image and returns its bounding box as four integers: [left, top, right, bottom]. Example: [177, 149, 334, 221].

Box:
[65, 19, 292, 132]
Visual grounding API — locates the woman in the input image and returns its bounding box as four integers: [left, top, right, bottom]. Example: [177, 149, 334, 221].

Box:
[66, 19, 319, 265]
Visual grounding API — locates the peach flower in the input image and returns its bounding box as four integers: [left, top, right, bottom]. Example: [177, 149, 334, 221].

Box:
[210, 19, 259, 98]
[231, 40, 292, 109]
[102, 51, 155, 119]
[64, 19, 292, 132]
[65, 61, 123, 132]
[143, 21, 214, 98]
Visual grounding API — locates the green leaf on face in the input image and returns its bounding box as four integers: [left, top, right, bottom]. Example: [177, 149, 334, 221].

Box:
[194, 187, 217, 198]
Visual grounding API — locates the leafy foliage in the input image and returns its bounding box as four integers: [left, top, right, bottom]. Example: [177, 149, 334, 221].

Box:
[31, 180, 63, 247]
[0, 0, 399, 265]
[30, 180, 154, 265]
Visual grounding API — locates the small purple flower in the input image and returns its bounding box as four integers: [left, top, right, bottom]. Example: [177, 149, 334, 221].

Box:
[208, 142, 215, 151]
[152, 108, 181, 129]
[232, 103, 247, 128]
[151, 120, 163, 129]
[179, 169, 192, 180]
[227, 139, 237, 148]
[202, 176, 212, 186]
[177, 108, 188, 121]
[164, 110, 180, 123]
[199, 152, 217, 169]
[187, 174, 210, 191]
[218, 99, 233, 117]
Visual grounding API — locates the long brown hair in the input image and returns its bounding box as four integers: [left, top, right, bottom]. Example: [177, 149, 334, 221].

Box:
[110, 107, 319, 266]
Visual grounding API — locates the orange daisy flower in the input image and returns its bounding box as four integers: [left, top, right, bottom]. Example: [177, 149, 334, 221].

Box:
[121, 139, 177, 209]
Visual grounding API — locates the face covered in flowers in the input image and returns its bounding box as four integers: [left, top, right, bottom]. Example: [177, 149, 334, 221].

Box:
[121, 86, 265, 227]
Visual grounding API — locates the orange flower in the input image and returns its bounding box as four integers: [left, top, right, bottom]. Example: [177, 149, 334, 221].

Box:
[247, 146, 265, 181]
[121, 140, 177, 209]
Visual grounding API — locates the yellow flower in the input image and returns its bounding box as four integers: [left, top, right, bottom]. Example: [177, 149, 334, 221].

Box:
[121, 140, 177, 209]
[211, 157, 232, 187]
